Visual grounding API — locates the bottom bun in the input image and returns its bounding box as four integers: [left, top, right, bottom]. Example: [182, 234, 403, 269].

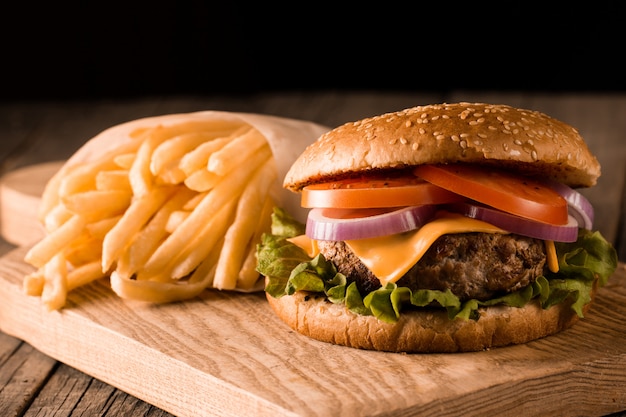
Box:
[265, 290, 594, 353]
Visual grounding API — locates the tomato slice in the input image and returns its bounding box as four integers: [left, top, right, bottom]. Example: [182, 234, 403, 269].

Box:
[301, 176, 465, 209]
[413, 164, 568, 225]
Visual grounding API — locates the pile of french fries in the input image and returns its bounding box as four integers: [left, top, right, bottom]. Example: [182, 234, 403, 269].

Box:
[23, 118, 277, 310]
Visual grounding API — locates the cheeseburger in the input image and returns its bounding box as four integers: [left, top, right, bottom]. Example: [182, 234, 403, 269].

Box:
[256, 103, 617, 353]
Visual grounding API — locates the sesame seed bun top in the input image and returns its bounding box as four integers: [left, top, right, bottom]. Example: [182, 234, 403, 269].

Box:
[284, 102, 601, 191]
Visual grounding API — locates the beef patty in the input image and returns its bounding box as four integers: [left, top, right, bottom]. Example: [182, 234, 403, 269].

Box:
[316, 233, 547, 301]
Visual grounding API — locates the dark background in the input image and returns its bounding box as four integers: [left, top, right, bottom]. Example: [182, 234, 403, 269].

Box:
[3, 2, 625, 100]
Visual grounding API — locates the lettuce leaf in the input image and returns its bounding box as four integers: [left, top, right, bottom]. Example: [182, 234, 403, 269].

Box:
[257, 207, 619, 323]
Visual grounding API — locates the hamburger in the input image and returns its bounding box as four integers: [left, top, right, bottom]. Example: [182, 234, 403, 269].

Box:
[256, 102, 618, 353]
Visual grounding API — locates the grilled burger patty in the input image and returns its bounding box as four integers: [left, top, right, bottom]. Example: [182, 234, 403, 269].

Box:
[316, 233, 547, 301]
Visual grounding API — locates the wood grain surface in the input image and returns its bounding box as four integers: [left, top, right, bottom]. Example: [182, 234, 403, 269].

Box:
[1, 92, 625, 416]
[0, 245, 625, 417]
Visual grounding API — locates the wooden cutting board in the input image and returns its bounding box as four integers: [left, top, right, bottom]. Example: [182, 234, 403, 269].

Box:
[0, 161, 64, 246]
[1, 164, 626, 417]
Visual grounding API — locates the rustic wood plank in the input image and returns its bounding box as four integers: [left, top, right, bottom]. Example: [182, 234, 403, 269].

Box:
[0, 334, 57, 417]
[617, 176, 626, 262]
[25, 363, 174, 417]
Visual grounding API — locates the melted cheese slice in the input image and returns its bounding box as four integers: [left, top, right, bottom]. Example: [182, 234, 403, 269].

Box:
[345, 212, 506, 285]
[288, 211, 560, 285]
[287, 234, 319, 258]
[545, 240, 559, 273]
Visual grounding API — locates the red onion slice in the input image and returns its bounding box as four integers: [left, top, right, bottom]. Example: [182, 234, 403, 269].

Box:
[306, 206, 437, 241]
[546, 181, 594, 230]
[447, 203, 579, 242]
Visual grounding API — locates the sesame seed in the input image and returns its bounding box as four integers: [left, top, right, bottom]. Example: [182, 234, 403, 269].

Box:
[400, 137, 408, 145]
[531, 150, 538, 160]
[436, 134, 445, 140]
[419, 128, 426, 134]
[405, 120, 413, 127]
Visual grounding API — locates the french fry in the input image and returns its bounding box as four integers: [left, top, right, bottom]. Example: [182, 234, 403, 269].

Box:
[178, 125, 250, 176]
[85, 215, 123, 239]
[150, 130, 233, 177]
[113, 153, 136, 169]
[65, 236, 103, 266]
[182, 192, 206, 210]
[101, 185, 177, 272]
[67, 261, 106, 291]
[111, 236, 224, 303]
[213, 158, 277, 289]
[128, 128, 161, 197]
[25, 115, 289, 309]
[38, 139, 141, 220]
[96, 170, 132, 192]
[23, 271, 45, 296]
[25, 214, 86, 268]
[110, 266, 213, 303]
[183, 169, 221, 192]
[237, 196, 275, 289]
[114, 186, 197, 280]
[167, 197, 237, 280]
[154, 166, 186, 186]
[41, 253, 68, 311]
[139, 143, 270, 276]
[129, 120, 246, 196]
[62, 190, 132, 221]
[165, 210, 190, 234]
[187, 237, 224, 287]
[44, 203, 73, 232]
[38, 165, 78, 222]
[208, 128, 268, 175]
[58, 159, 119, 196]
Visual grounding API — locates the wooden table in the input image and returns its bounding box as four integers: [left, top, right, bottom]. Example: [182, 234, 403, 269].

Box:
[1, 91, 625, 416]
